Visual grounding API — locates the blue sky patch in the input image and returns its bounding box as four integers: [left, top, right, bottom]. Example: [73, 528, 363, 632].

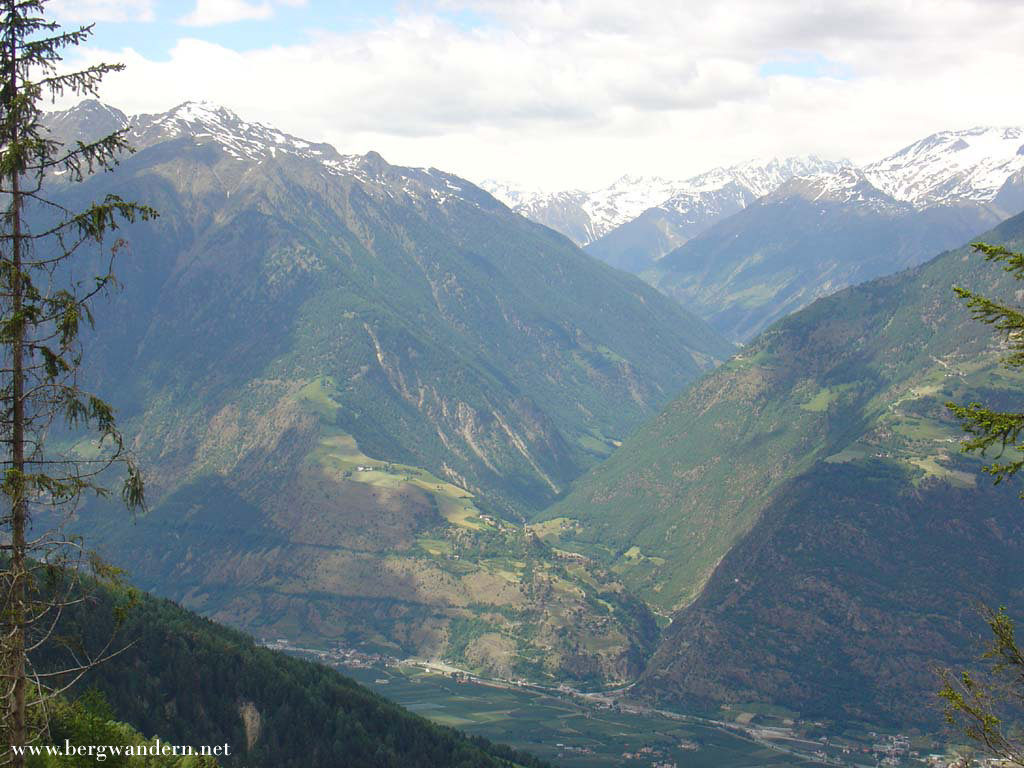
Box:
[760, 52, 853, 80]
[74, 0, 417, 59]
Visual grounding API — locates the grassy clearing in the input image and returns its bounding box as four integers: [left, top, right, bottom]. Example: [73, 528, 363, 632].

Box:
[417, 538, 453, 556]
[891, 418, 957, 442]
[70, 437, 104, 460]
[723, 702, 801, 720]
[725, 279, 784, 308]
[595, 345, 627, 365]
[612, 547, 666, 575]
[578, 433, 616, 457]
[299, 376, 490, 530]
[309, 427, 491, 531]
[801, 382, 860, 413]
[908, 456, 976, 487]
[824, 445, 869, 463]
[527, 517, 579, 545]
[297, 376, 342, 419]
[800, 387, 835, 413]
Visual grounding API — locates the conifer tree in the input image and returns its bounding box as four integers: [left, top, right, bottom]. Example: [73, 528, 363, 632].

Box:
[946, 243, 1024, 490]
[940, 241, 1024, 763]
[0, 2, 154, 764]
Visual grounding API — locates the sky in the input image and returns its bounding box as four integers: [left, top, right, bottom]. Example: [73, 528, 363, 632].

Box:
[46, 0, 1024, 192]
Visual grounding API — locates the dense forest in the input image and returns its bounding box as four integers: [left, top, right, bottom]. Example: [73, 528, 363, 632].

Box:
[38, 586, 549, 768]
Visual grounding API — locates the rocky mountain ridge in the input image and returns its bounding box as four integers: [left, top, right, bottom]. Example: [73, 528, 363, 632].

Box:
[865, 125, 1024, 207]
[645, 127, 1024, 341]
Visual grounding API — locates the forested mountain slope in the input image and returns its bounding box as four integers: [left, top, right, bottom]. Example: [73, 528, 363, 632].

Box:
[43, 587, 548, 768]
[543, 210, 1024, 725]
[546, 211, 1024, 608]
[54, 100, 727, 515]
[636, 461, 1024, 728]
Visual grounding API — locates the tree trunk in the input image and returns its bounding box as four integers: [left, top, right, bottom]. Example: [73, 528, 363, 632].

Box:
[5, 8, 27, 764]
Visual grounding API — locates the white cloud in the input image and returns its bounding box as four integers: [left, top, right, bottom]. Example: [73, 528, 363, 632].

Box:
[177, 0, 309, 26]
[62, 0, 1024, 189]
[49, 0, 155, 23]
[178, 0, 274, 26]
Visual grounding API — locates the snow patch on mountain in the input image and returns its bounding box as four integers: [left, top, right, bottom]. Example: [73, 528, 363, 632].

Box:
[47, 101, 498, 212]
[482, 177, 691, 245]
[481, 177, 682, 237]
[51, 101, 1024, 237]
[582, 175, 687, 240]
[44, 99, 129, 148]
[480, 180, 552, 208]
[488, 127, 1024, 250]
[767, 167, 903, 211]
[131, 101, 350, 166]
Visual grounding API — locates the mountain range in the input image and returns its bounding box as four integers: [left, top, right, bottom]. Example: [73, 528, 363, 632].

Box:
[482, 156, 846, 269]
[651, 127, 1024, 340]
[490, 127, 1024, 341]
[45, 99, 728, 689]
[43, 97, 1024, 739]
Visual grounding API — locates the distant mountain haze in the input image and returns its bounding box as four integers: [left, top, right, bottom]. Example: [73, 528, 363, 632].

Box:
[482, 156, 847, 266]
[651, 127, 1024, 340]
[491, 127, 1024, 341]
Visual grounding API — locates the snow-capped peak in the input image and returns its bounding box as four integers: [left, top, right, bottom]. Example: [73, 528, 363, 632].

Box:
[483, 156, 849, 248]
[130, 100, 346, 166]
[865, 126, 1024, 207]
[582, 175, 684, 239]
[660, 155, 849, 210]
[169, 101, 233, 123]
[63, 99, 129, 128]
[43, 98, 129, 148]
[44, 100, 504, 213]
[727, 155, 851, 197]
[764, 166, 901, 210]
[482, 175, 692, 243]
[479, 179, 566, 209]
